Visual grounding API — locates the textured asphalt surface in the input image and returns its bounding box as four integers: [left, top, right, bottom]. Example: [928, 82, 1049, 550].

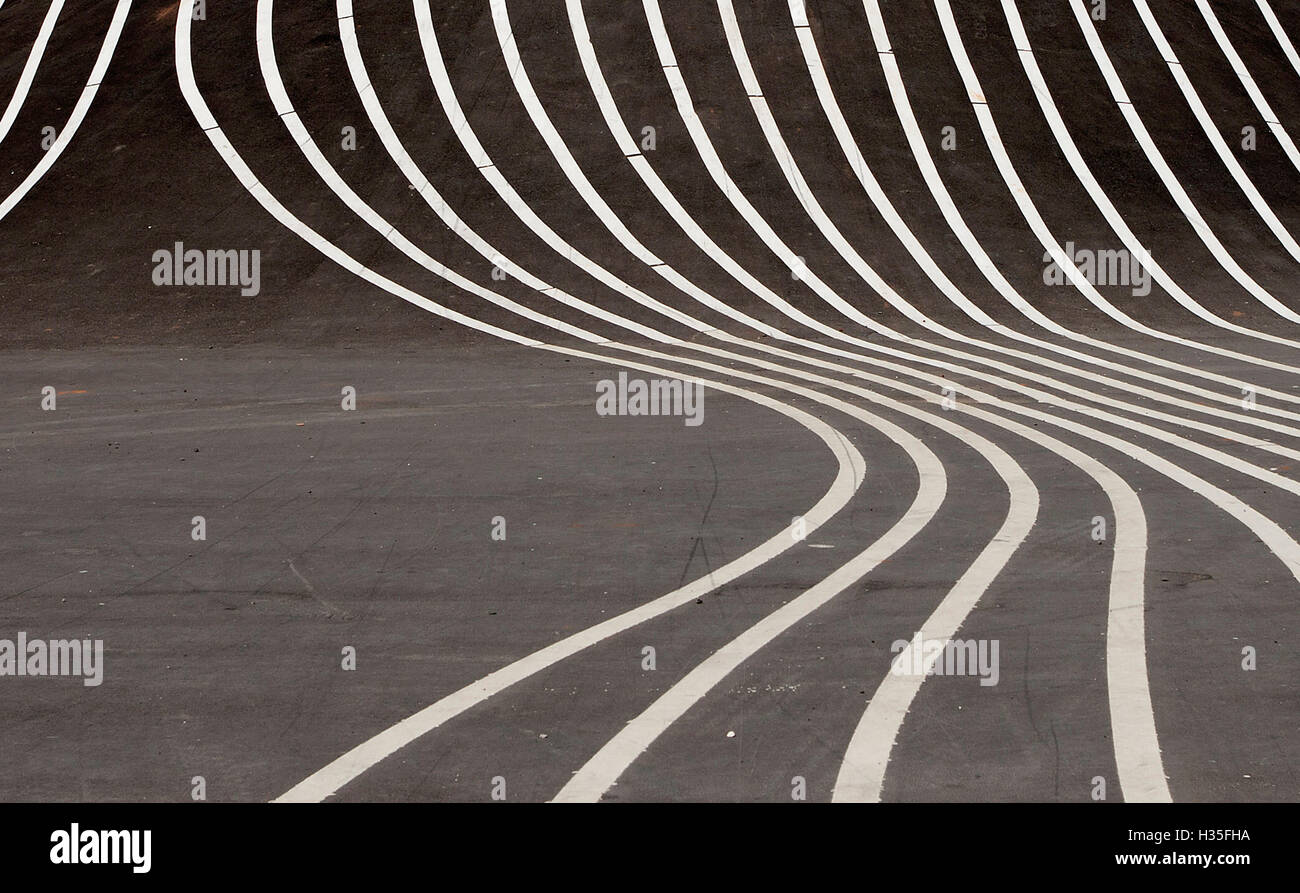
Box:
[0, 0, 1296, 802]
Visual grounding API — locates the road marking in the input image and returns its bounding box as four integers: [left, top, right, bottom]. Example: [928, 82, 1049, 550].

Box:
[996, 0, 1300, 357]
[175, 0, 1300, 806]
[1197, 0, 1300, 173]
[0, 1, 64, 147]
[1065, 0, 1300, 328]
[1257, 0, 1300, 82]
[0, 0, 131, 223]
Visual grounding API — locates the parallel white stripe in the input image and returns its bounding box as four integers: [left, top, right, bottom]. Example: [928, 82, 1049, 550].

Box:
[709, 329, 1296, 804]
[1068, 0, 1300, 326]
[922, 0, 1300, 370]
[276, 339, 871, 803]
[543, 5, 1300, 467]
[351, 6, 1113, 801]
[664, 336, 1166, 798]
[549, 339, 1052, 801]
[306, 5, 1045, 811]
[337, 3, 708, 339]
[0, 0, 130, 223]
[185, 2, 946, 808]
[515, 0, 1300, 572]
[0, 0, 64, 146]
[258, 1, 651, 345]
[572, 0, 1278, 437]
[208, 0, 1294, 805]
[460, 0, 1276, 446]
[1196, 0, 1300, 174]
[1258, 0, 1300, 82]
[835, 421, 1149, 800]
[723, 328, 1300, 583]
[175, 5, 534, 347]
[651, 0, 1300, 457]
[802, 0, 1300, 391]
[409, 0, 787, 341]
[554, 402, 952, 802]
[526, 1, 1299, 798]
[600, 1, 1300, 484]
[1134, 0, 1300, 264]
[717, 0, 1300, 449]
[306, 1, 1045, 805]
[998, 0, 1300, 354]
[487, 0, 661, 268]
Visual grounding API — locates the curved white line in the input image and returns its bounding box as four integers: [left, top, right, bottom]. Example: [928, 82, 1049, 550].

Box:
[1135, 0, 1300, 263]
[798, 0, 1300, 387]
[835, 426, 1148, 801]
[717, 0, 1300, 448]
[1066, 0, 1300, 325]
[1258, 0, 1300, 82]
[276, 340, 871, 803]
[538, 343, 1049, 802]
[489, 0, 1297, 799]
[0, 0, 64, 147]
[554, 413, 954, 802]
[911, 0, 1300, 366]
[512, 0, 1300, 712]
[174, 5, 536, 348]
[256, 3, 657, 346]
[571, 0, 1300, 490]
[994, 0, 1300, 353]
[181, 1, 929, 807]
[282, 1, 1038, 804]
[345, 3, 1101, 801]
[540, 0, 1300, 514]
[659, 335, 1166, 800]
[195, 0, 1300, 805]
[409, 0, 1300, 454]
[411, 0, 1298, 465]
[0, 0, 130, 223]
[1196, 0, 1300, 176]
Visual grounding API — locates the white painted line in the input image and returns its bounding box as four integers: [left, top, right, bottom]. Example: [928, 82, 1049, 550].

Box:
[713, 0, 1300, 448]
[601, 335, 1178, 803]
[800, 0, 1300, 400]
[0, 0, 130, 223]
[177, 0, 1300, 805]
[699, 334, 1300, 802]
[0, 1, 64, 147]
[344, 0, 710, 337]
[258, 1, 663, 345]
[175, 0, 538, 347]
[190, 5, 996, 809]
[614, 1, 1300, 477]
[560, 0, 1300, 492]
[487, 0, 661, 267]
[275, 340, 870, 802]
[1257, 0, 1300, 82]
[554, 421, 951, 801]
[1133, 0, 1300, 263]
[1196, 0, 1300, 174]
[552, 341, 1045, 802]
[998, 0, 1300, 356]
[925, 0, 1300, 370]
[430, 0, 1300, 574]
[1067, 0, 1300, 327]
[195, 6, 884, 787]
[836, 421, 1149, 800]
